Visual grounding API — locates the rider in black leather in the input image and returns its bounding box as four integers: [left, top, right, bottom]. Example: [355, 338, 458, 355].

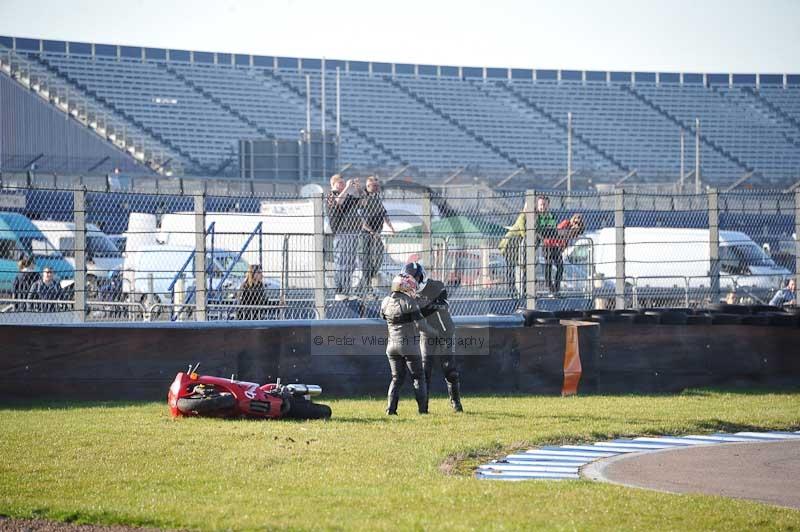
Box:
[380, 274, 437, 415]
[402, 262, 463, 412]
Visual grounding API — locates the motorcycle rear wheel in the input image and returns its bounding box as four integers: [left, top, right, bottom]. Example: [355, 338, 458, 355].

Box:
[284, 397, 332, 420]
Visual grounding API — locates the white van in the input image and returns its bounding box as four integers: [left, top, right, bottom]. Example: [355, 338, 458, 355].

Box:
[566, 227, 790, 292]
[32, 220, 124, 293]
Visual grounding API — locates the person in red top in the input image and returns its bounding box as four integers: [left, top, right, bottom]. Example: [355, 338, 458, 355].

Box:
[543, 214, 585, 295]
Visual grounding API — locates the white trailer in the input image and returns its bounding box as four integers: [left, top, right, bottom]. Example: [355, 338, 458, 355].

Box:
[153, 199, 317, 289]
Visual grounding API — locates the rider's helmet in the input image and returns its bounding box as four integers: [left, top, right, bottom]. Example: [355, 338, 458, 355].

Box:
[391, 274, 418, 297]
[402, 262, 427, 287]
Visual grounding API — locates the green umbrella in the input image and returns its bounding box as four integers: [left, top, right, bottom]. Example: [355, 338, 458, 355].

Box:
[397, 215, 506, 245]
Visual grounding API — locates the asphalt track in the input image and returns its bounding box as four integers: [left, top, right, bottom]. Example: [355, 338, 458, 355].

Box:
[585, 440, 800, 509]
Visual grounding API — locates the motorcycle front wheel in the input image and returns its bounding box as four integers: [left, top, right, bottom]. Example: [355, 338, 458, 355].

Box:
[176, 393, 237, 416]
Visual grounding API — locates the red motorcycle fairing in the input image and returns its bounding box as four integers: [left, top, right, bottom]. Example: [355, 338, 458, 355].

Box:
[168, 372, 284, 419]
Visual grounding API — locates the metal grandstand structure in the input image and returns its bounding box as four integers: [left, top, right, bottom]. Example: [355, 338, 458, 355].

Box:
[2, 35, 800, 191]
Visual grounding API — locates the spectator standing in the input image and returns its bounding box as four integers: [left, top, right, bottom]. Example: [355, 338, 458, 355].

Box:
[499, 211, 525, 295]
[13, 257, 40, 311]
[237, 264, 269, 320]
[534, 195, 563, 295]
[28, 267, 63, 312]
[548, 213, 586, 294]
[769, 278, 796, 307]
[358, 176, 394, 297]
[327, 174, 362, 301]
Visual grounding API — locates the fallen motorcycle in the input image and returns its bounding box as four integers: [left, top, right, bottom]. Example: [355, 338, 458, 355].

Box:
[168, 364, 332, 420]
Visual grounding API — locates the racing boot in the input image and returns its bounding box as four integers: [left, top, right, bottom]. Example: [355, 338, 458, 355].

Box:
[447, 380, 463, 412]
[386, 380, 400, 415]
[413, 378, 428, 414]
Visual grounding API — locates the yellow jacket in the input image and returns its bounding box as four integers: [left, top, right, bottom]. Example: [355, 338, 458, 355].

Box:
[499, 212, 526, 254]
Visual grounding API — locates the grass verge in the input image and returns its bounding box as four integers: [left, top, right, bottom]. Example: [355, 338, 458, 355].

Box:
[1, 389, 799, 530]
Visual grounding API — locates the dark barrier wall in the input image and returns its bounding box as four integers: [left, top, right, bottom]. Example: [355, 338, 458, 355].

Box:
[596, 323, 800, 392]
[0, 317, 570, 400]
[0, 316, 797, 401]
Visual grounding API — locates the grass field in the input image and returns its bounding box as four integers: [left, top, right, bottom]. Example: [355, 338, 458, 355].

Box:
[1, 390, 799, 531]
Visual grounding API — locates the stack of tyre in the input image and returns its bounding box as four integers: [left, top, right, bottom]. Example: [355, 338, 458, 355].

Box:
[516, 306, 800, 327]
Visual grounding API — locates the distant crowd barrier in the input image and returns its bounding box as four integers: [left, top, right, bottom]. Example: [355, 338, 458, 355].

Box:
[0, 180, 797, 322]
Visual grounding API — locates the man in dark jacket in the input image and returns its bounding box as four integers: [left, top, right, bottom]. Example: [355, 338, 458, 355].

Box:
[327, 174, 362, 300]
[358, 176, 394, 297]
[13, 257, 40, 311]
[403, 262, 463, 412]
[28, 267, 64, 312]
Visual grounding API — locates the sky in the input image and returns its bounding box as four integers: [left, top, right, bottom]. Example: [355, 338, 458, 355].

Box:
[1, 0, 799, 73]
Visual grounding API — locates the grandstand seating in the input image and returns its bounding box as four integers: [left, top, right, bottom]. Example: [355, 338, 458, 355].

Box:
[40, 54, 260, 170]
[1, 37, 799, 189]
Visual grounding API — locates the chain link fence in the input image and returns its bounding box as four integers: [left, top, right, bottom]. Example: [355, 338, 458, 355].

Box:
[1, 177, 797, 324]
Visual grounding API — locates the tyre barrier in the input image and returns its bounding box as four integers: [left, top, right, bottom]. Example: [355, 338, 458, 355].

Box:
[515, 309, 555, 327]
[686, 314, 713, 325]
[586, 308, 613, 316]
[613, 309, 642, 317]
[554, 310, 585, 319]
[643, 310, 687, 325]
[707, 303, 752, 315]
[633, 313, 660, 324]
[711, 313, 743, 325]
[588, 313, 635, 324]
[750, 304, 784, 314]
[516, 306, 796, 328]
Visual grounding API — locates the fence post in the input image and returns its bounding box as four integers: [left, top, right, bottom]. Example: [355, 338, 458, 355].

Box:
[614, 189, 626, 310]
[525, 189, 537, 310]
[795, 189, 800, 295]
[421, 191, 432, 268]
[73, 188, 86, 322]
[194, 194, 207, 321]
[313, 193, 326, 319]
[708, 189, 720, 304]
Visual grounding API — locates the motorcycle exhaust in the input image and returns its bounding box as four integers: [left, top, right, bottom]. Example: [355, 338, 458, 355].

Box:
[285, 384, 322, 397]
